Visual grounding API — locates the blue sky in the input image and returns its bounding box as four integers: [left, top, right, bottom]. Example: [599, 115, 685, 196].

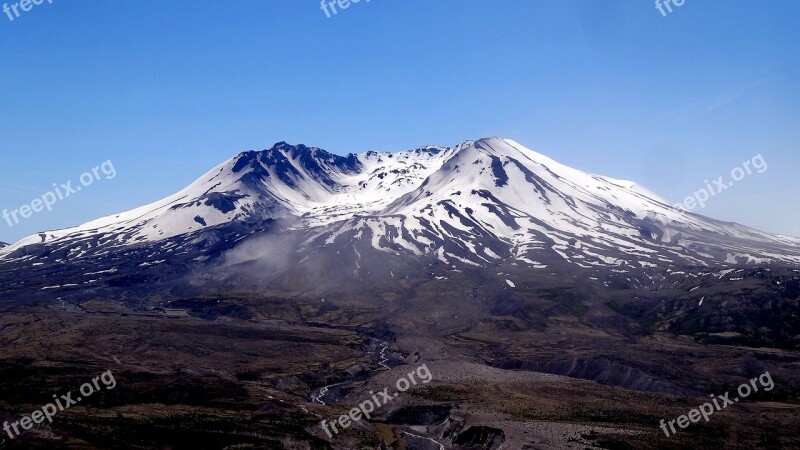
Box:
[0, 0, 798, 242]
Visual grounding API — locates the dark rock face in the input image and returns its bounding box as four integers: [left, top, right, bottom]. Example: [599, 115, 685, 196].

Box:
[229, 142, 366, 191]
[454, 426, 505, 450]
[202, 192, 246, 214]
[488, 155, 509, 187]
[388, 405, 452, 425]
[231, 150, 260, 173]
[273, 142, 362, 187]
[649, 272, 800, 349]
[494, 356, 700, 396]
[259, 147, 302, 187]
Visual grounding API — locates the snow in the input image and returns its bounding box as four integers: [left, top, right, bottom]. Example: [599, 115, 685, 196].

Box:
[3, 137, 800, 272]
[41, 284, 79, 290]
[717, 269, 736, 279]
[139, 260, 166, 267]
[84, 268, 118, 275]
[483, 247, 501, 260]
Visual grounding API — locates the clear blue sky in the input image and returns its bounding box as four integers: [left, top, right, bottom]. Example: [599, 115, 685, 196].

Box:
[1, 0, 798, 243]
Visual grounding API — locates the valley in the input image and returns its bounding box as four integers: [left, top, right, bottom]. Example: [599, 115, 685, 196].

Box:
[0, 263, 798, 448]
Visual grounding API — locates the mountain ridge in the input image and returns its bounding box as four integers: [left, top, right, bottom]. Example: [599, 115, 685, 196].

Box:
[1, 138, 799, 281]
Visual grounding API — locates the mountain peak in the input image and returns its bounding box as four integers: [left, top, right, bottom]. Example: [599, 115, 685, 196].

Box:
[2, 138, 799, 274]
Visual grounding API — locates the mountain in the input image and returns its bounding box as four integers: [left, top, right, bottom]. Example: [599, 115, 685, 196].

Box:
[2, 135, 794, 343]
[299, 137, 800, 271]
[0, 138, 800, 284]
[2, 139, 799, 450]
[0, 142, 451, 254]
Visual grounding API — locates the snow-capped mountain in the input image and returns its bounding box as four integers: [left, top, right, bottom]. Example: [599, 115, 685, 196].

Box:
[327, 138, 800, 269]
[0, 142, 454, 257]
[1, 138, 799, 287]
